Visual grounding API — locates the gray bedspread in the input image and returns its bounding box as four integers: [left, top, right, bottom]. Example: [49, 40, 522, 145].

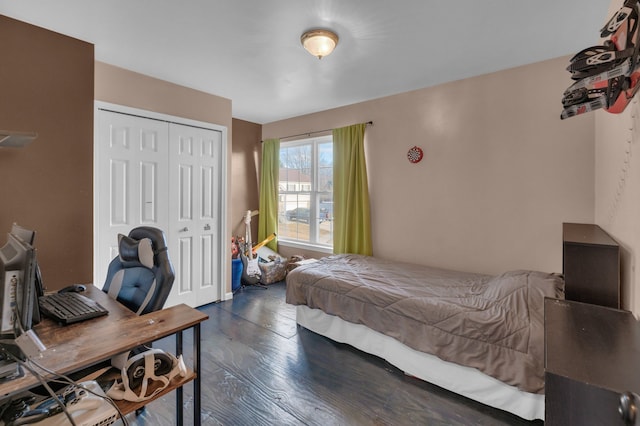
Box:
[285, 254, 564, 394]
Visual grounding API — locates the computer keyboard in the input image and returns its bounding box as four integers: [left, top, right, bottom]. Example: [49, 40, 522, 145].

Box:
[39, 292, 109, 325]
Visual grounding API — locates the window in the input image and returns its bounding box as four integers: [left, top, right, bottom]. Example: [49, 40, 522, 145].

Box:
[278, 135, 333, 250]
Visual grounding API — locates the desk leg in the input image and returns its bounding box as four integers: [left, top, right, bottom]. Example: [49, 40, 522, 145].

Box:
[193, 323, 201, 426]
[176, 330, 183, 426]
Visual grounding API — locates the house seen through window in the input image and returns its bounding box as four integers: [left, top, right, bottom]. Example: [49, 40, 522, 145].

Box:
[278, 135, 333, 250]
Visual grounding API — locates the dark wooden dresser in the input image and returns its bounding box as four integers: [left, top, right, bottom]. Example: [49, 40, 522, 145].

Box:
[545, 299, 640, 425]
[563, 222, 620, 308]
[545, 224, 629, 424]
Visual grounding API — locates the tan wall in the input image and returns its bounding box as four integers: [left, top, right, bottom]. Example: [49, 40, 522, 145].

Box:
[264, 56, 595, 275]
[94, 62, 234, 292]
[595, 103, 639, 312]
[0, 15, 94, 290]
[94, 62, 232, 130]
[230, 119, 261, 243]
[593, 0, 640, 313]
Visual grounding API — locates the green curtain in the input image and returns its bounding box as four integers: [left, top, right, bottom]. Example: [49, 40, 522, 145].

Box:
[332, 123, 372, 255]
[258, 138, 280, 251]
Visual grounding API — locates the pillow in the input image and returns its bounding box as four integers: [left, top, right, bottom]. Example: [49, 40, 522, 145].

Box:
[118, 234, 154, 269]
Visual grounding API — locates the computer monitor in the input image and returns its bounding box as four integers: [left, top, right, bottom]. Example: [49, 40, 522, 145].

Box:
[0, 233, 37, 339]
[10, 224, 43, 323]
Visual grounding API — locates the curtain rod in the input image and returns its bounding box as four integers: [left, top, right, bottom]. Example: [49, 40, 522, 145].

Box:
[262, 121, 373, 142]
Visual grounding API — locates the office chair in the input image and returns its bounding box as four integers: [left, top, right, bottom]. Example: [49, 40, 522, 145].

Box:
[102, 226, 175, 315]
[102, 227, 175, 412]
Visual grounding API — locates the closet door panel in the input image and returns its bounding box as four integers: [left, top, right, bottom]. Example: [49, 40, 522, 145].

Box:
[179, 164, 193, 220]
[140, 161, 158, 223]
[95, 110, 169, 286]
[178, 236, 193, 294]
[110, 159, 129, 225]
[168, 123, 222, 307]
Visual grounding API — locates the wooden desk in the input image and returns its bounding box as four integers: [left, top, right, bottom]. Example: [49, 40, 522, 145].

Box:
[0, 285, 208, 425]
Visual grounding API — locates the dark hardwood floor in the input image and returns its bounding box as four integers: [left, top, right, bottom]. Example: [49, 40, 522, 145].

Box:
[124, 282, 544, 425]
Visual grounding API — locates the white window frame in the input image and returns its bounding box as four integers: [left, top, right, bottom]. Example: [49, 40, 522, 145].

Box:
[278, 135, 333, 253]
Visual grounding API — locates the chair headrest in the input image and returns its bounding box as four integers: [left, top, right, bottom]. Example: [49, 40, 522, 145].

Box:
[128, 227, 168, 252]
[118, 234, 154, 269]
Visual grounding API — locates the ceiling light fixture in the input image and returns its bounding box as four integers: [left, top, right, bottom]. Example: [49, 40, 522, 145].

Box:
[301, 29, 339, 59]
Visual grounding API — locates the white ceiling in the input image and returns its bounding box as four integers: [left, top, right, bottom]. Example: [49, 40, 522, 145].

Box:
[0, 1, 609, 124]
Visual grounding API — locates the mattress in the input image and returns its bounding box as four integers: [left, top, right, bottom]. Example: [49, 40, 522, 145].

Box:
[286, 254, 564, 394]
[296, 304, 545, 420]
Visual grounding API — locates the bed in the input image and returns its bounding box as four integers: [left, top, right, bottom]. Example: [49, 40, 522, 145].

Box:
[286, 254, 564, 420]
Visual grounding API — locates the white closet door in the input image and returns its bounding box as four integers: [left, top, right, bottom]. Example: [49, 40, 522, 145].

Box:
[95, 103, 228, 308]
[166, 123, 222, 307]
[95, 110, 169, 287]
